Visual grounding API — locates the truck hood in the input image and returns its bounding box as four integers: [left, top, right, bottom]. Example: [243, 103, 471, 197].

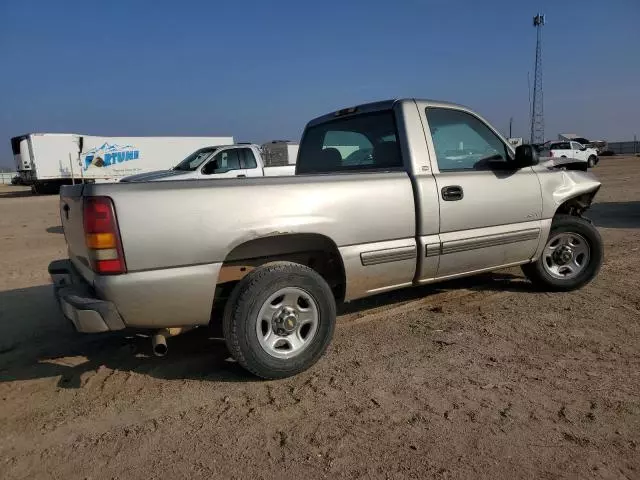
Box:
[119, 170, 193, 182]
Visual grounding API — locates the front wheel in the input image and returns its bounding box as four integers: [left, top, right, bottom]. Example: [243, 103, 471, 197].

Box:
[222, 262, 336, 379]
[588, 155, 597, 168]
[522, 215, 603, 291]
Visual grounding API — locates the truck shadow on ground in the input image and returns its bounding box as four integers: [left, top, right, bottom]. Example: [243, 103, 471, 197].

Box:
[0, 189, 32, 199]
[0, 286, 252, 387]
[0, 272, 536, 388]
[337, 272, 533, 316]
[588, 201, 640, 229]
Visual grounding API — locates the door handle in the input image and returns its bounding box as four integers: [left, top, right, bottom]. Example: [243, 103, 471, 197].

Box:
[236, 174, 246, 178]
[441, 185, 463, 201]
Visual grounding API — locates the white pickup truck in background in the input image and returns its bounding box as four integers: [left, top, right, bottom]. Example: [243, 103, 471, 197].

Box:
[119, 144, 296, 182]
[10, 133, 234, 193]
[543, 141, 599, 168]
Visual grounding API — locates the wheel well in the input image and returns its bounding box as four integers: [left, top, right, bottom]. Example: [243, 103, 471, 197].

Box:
[555, 191, 599, 217]
[210, 234, 346, 327]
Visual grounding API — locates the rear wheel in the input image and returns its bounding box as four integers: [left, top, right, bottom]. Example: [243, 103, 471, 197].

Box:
[522, 215, 603, 291]
[222, 262, 336, 379]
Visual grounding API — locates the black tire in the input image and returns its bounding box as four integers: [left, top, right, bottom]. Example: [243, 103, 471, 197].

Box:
[588, 155, 596, 168]
[222, 262, 336, 379]
[522, 215, 603, 291]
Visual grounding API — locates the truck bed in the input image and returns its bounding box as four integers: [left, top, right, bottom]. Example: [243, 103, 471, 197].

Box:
[68, 172, 416, 272]
[58, 172, 416, 329]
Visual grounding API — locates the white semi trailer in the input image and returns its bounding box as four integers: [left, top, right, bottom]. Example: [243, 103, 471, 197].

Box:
[10, 133, 234, 193]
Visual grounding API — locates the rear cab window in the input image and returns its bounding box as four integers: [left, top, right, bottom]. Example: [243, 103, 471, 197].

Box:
[239, 148, 258, 169]
[296, 111, 403, 174]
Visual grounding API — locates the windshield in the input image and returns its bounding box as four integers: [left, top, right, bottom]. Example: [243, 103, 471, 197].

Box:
[174, 148, 217, 171]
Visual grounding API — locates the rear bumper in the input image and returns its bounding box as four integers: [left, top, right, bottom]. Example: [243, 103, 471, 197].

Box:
[49, 259, 126, 333]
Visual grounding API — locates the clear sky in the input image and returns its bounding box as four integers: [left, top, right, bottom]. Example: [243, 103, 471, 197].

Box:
[1, 0, 638, 167]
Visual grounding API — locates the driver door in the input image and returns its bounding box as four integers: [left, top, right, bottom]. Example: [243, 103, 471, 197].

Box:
[424, 107, 543, 278]
[570, 142, 587, 162]
[199, 148, 247, 178]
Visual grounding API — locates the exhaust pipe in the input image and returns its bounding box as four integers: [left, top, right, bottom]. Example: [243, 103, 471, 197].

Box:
[150, 327, 193, 357]
[151, 331, 168, 357]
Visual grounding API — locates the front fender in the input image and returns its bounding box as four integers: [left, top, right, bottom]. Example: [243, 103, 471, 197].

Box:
[535, 168, 601, 219]
[529, 168, 601, 262]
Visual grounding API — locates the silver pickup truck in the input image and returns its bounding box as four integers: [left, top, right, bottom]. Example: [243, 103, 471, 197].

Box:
[50, 98, 603, 379]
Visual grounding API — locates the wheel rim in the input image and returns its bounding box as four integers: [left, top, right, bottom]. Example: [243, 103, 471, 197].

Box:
[542, 232, 591, 280]
[256, 287, 319, 359]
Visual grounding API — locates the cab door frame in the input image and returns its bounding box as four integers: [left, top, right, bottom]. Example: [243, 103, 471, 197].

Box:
[416, 101, 544, 280]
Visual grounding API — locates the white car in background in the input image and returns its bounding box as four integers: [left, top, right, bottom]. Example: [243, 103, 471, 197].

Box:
[545, 141, 599, 168]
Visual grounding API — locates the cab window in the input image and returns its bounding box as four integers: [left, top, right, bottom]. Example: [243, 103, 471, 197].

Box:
[426, 108, 509, 171]
[297, 111, 403, 174]
[202, 149, 241, 175]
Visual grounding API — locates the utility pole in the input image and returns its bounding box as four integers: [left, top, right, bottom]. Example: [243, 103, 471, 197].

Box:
[509, 117, 513, 138]
[530, 13, 545, 145]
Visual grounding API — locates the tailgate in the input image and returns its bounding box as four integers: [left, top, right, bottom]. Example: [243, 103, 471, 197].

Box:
[59, 185, 94, 280]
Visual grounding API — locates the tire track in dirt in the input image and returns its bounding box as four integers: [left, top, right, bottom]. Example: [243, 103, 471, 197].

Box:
[338, 287, 483, 327]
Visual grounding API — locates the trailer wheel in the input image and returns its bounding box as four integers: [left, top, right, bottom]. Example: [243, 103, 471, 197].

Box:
[222, 262, 336, 379]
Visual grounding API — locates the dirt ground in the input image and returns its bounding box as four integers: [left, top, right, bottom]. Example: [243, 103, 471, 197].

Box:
[1, 157, 639, 479]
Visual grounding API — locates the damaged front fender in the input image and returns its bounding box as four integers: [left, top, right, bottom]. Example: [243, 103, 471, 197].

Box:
[535, 167, 601, 219]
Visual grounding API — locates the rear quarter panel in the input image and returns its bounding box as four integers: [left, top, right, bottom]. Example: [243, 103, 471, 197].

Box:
[85, 173, 416, 272]
[77, 173, 416, 327]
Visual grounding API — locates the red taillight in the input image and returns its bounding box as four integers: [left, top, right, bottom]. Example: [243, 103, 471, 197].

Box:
[94, 259, 125, 274]
[84, 198, 113, 233]
[83, 197, 126, 275]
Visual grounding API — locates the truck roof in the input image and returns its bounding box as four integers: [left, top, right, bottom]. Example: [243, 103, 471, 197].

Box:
[306, 98, 469, 127]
